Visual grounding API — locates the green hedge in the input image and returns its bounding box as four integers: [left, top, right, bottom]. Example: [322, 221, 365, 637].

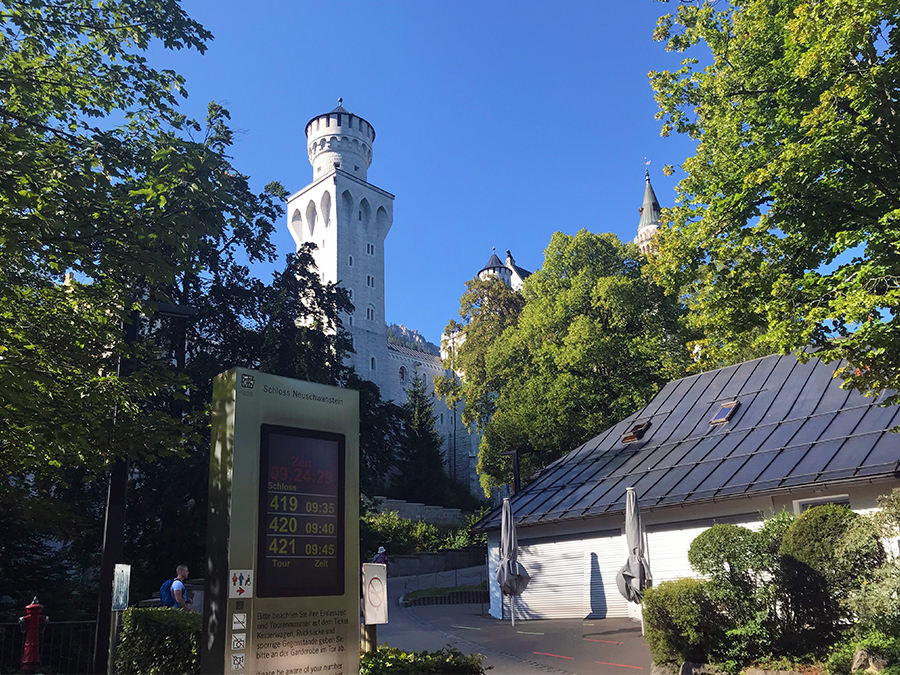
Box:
[642, 578, 721, 665]
[360, 645, 486, 674]
[115, 607, 201, 675]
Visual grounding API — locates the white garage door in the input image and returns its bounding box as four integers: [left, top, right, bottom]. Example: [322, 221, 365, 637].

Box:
[509, 531, 627, 620]
[646, 525, 708, 583]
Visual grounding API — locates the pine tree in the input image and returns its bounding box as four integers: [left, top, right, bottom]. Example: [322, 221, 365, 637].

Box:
[392, 372, 448, 505]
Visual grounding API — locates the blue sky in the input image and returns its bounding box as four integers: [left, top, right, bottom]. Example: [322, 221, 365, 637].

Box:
[153, 1, 700, 343]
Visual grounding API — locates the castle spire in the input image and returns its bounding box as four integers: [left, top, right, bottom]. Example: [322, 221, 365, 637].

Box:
[634, 169, 661, 254]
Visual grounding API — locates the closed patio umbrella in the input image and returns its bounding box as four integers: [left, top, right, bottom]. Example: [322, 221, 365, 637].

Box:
[616, 487, 652, 605]
[496, 497, 530, 626]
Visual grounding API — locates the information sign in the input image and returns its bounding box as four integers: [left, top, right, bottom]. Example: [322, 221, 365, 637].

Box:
[257, 425, 345, 597]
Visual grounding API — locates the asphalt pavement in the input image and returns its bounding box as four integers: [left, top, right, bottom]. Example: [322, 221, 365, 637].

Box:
[375, 569, 652, 675]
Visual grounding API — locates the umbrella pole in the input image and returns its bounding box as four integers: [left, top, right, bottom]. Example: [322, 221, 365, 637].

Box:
[511, 595, 515, 627]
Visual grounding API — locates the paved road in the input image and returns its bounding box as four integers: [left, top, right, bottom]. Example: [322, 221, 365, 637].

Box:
[375, 570, 652, 675]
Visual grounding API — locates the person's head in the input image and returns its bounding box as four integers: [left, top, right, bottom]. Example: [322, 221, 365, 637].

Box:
[176, 564, 189, 580]
[377, 547, 386, 554]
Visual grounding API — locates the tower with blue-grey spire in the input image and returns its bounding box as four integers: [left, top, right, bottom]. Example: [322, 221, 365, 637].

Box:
[634, 169, 661, 254]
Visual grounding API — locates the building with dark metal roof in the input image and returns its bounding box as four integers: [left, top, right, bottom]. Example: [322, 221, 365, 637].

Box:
[477, 352, 900, 622]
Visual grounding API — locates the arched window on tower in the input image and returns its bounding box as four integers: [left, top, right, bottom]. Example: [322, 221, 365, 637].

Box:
[370, 357, 376, 371]
[399, 366, 406, 381]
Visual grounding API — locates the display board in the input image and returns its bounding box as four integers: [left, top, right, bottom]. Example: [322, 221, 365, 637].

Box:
[257, 425, 345, 597]
[201, 369, 360, 675]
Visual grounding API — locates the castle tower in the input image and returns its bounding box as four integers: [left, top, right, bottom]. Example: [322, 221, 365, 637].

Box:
[634, 169, 661, 254]
[286, 100, 394, 381]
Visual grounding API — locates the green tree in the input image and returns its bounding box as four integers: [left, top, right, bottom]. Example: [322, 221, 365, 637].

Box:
[649, 0, 900, 394]
[391, 372, 448, 505]
[0, 0, 284, 488]
[476, 230, 691, 494]
[436, 276, 525, 435]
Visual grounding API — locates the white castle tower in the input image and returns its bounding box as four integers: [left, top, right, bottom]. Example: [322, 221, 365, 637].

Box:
[286, 99, 394, 380]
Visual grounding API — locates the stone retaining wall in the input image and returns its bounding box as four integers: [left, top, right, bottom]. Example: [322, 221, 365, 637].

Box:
[388, 546, 486, 577]
[372, 497, 464, 526]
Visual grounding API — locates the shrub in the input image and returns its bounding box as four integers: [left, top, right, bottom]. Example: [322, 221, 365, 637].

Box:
[359, 645, 486, 674]
[360, 508, 488, 559]
[780, 504, 866, 594]
[643, 578, 721, 665]
[115, 607, 201, 675]
[825, 631, 900, 675]
[848, 559, 900, 637]
[778, 504, 862, 645]
[688, 524, 762, 621]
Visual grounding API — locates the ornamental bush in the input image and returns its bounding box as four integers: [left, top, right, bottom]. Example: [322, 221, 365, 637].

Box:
[359, 645, 486, 674]
[115, 607, 201, 675]
[779, 503, 883, 647]
[642, 578, 721, 665]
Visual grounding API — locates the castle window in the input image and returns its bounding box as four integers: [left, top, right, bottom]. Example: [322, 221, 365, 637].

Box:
[366, 307, 374, 320]
[354, 166, 359, 172]
[359, 211, 362, 221]
[370, 357, 376, 371]
[440, 413, 444, 425]
[367, 243, 374, 255]
[348, 315, 353, 326]
[348, 255, 353, 267]
[367, 275, 375, 287]
[399, 366, 406, 381]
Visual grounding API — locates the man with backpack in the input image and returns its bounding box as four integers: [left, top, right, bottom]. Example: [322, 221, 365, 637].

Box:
[160, 565, 192, 610]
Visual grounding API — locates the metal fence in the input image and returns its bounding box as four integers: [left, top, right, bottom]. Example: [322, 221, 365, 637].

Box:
[0, 621, 95, 675]
[402, 566, 487, 596]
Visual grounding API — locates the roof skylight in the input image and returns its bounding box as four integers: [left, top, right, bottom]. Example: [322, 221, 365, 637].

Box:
[622, 420, 651, 443]
[710, 400, 739, 426]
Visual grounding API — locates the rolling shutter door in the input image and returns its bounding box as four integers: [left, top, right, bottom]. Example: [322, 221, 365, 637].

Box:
[510, 532, 628, 620]
[582, 533, 629, 619]
[512, 540, 583, 619]
[646, 518, 762, 585]
[646, 525, 708, 583]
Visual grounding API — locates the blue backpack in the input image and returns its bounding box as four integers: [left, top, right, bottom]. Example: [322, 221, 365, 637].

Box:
[159, 578, 179, 608]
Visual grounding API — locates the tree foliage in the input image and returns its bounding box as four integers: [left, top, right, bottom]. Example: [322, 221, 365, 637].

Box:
[468, 230, 692, 494]
[391, 372, 448, 505]
[0, 0, 285, 486]
[435, 276, 525, 434]
[0, 0, 404, 612]
[649, 0, 900, 396]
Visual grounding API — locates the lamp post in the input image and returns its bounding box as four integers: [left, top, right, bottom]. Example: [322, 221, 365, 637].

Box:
[93, 302, 197, 675]
[500, 450, 521, 494]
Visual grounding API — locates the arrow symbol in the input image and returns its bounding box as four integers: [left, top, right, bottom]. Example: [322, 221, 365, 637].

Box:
[237, 587, 245, 595]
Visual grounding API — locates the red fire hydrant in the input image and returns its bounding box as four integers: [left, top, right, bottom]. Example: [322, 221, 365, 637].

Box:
[19, 597, 47, 673]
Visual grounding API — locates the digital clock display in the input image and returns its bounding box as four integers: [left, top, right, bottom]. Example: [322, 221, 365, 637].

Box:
[256, 425, 345, 597]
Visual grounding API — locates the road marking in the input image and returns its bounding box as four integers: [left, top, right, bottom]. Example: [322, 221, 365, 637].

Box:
[451, 625, 480, 630]
[517, 630, 544, 635]
[534, 652, 574, 660]
[584, 638, 624, 644]
[596, 662, 643, 670]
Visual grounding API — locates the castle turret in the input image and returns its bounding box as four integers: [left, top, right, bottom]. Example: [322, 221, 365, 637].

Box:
[305, 98, 375, 181]
[478, 248, 512, 286]
[634, 169, 661, 255]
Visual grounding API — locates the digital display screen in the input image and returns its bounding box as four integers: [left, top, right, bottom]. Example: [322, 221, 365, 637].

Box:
[257, 425, 345, 597]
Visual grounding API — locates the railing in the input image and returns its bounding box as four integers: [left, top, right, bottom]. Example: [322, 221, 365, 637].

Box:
[402, 567, 487, 596]
[0, 620, 96, 675]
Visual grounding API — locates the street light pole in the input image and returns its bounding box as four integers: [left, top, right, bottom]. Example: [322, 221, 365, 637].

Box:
[92, 302, 197, 675]
[93, 309, 139, 675]
[500, 450, 520, 494]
